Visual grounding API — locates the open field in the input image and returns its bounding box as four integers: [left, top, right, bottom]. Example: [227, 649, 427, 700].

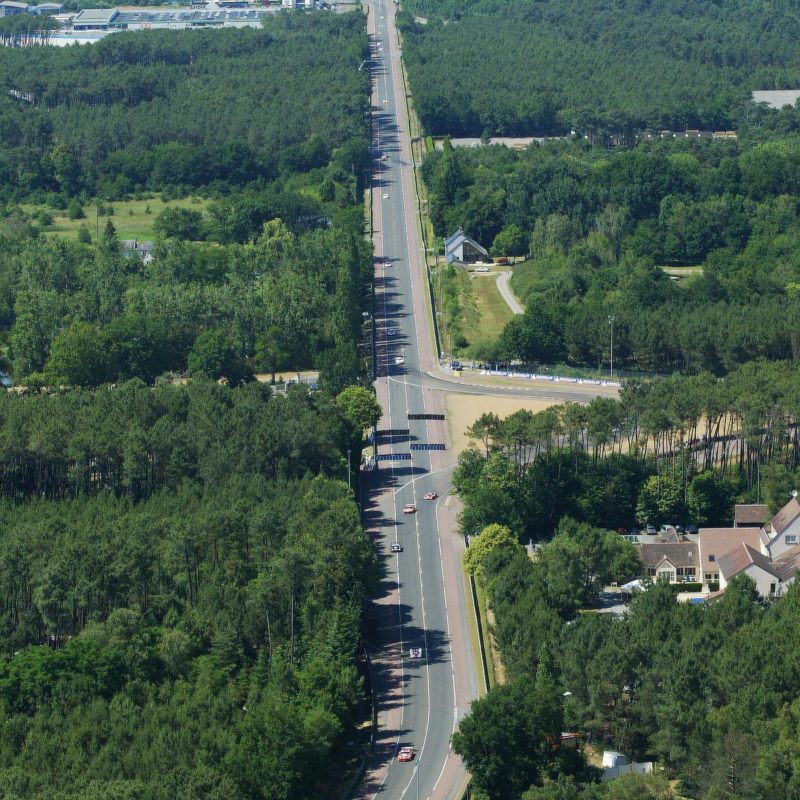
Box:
[26, 196, 210, 242]
[470, 272, 515, 339]
[445, 393, 566, 455]
[659, 265, 704, 283]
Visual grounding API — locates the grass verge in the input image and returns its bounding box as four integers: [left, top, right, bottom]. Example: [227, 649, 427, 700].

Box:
[474, 575, 502, 688]
[470, 273, 515, 340]
[462, 559, 490, 696]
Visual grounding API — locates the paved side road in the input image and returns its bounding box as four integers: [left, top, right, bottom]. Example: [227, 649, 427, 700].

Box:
[496, 271, 524, 315]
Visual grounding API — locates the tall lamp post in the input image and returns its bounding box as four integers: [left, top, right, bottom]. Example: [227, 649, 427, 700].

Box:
[608, 316, 615, 380]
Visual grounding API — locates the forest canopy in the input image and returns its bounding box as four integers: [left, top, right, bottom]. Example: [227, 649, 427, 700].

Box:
[397, 0, 800, 136]
[0, 15, 369, 200]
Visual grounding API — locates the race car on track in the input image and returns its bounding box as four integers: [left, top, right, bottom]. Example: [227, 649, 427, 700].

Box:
[398, 747, 414, 762]
[390, 542, 403, 553]
[402, 503, 417, 514]
[423, 491, 437, 500]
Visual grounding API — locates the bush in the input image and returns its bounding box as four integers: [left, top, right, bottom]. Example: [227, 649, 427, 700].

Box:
[66, 198, 85, 220]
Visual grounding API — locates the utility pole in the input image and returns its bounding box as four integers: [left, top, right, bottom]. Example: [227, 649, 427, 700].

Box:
[608, 315, 615, 380]
[347, 448, 351, 491]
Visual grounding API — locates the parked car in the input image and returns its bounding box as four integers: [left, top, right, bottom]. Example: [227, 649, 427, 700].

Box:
[646, 524, 656, 535]
[685, 523, 699, 535]
[390, 542, 403, 553]
[402, 504, 417, 514]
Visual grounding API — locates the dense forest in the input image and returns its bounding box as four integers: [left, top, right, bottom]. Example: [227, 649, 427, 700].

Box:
[0, 16, 368, 200]
[0, 13, 384, 799]
[421, 130, 800, 373]
[397, 0, 800, 137]
[0, 14, 374, 387]
[453, 364, 800, 798]
[0, 381, 378, 799]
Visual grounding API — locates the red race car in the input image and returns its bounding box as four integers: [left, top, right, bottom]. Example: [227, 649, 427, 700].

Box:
[423, 491, 437, 500]
[398, 747, 414, 762]
[402, 504, 417, 514]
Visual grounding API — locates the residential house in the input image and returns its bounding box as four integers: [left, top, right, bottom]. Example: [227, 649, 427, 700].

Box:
[698, 527, 763, 586]
[639, 542, 698, 584]
[718, 544, 783, 597]
[445, 228, 489, 265]
[734, 504, 768, 528]
[762, 497, 800, 558]
[697, 498, 800, 597]
[121, 239, 154, 265]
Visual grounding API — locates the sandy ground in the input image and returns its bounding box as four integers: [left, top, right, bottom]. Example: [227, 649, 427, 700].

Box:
[445, 393, 563, 455]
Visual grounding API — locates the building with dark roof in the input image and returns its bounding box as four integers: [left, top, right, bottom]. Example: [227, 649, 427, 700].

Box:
[734, 504, 768, 528]
[445, 228, 488, 265]
[639, 542, 698, 584]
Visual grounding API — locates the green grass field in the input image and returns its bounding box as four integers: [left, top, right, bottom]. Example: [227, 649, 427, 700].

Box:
[470, 272, 515, 340]
[26, 196, 210, 242]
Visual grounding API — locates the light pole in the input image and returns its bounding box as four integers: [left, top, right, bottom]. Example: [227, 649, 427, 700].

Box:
[608, 316, 615, 380]
[347, 448, 351, 491]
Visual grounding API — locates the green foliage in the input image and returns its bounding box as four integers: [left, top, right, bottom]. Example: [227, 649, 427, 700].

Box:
[399, 0, 800, 136]
[0, 18, 369, 201]
[335, 385, 382, 436]
[453, 678, 567, 800]
[188, 329, 251, 385]
[0, 381, 376, 799]
[154, 207, 204, 241]
[463, 523, 522, 578]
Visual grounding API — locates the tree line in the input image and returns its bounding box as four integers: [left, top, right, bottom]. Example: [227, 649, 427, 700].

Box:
[0, 378, 378, 800]
[2, 210, 372, 390]
[397, 0, 800, 137]
[455, 361, 800, 540]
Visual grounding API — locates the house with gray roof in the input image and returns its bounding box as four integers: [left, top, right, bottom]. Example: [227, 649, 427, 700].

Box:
[445, 228, 488, 265]
[639, 542, 698, 585]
